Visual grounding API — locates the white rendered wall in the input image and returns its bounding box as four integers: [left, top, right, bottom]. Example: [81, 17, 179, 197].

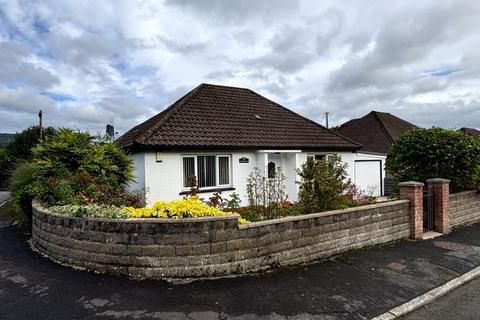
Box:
[141, 151, 257, 205]
[129, 150, 386, 206]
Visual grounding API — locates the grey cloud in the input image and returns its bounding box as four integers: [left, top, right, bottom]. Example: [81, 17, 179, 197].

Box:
[393, 99, 480, 129]
[260, 82, 289, 99]
[165, 0, 299, 23]
[205, 70, 236, 80]
[98, 96, 148, 118]
[157, 36, 206, 54]
[1, 0, 480, 134]
[327, 2, 478, 92]
[0, 41, 60, 90]
[46, 32, 114, 66]
[314, 7, 345, 55]
[243, 24, 316, 73]
[0, 86, 55, 114]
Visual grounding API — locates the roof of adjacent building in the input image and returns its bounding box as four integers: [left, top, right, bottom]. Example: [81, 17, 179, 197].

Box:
[336, 111, 417, 154]
[460, 127, 480, 138]
[116, 83, 360, 151]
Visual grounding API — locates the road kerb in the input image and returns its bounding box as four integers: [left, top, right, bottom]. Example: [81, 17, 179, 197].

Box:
[371, 265, 480, 319]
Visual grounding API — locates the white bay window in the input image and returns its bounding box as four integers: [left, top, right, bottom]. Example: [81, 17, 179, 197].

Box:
[182, 155, 231, 189]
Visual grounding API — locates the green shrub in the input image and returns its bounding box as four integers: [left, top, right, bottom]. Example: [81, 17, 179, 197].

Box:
[30, 128, 135, 206]
[9, 162, 36, 227]
[49, 204, 128, 219]
[297, 155, 351, 213]
[386, 128, 480, 192]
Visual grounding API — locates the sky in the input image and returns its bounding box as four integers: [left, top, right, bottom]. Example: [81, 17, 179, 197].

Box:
[0, 0, 479, 135]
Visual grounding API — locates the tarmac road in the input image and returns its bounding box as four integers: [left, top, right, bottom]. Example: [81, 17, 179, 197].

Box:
[2, 204, 480, 319]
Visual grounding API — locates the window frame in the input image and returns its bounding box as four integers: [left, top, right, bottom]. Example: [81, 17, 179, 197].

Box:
[306, 153, 336, 162]
[181, 154, 232, 190]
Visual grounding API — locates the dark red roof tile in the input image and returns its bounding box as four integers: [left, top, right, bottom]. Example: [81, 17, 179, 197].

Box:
[116, 83, 360, 151]
[460, 127, 480, 138]
[337, 111, 417, 154]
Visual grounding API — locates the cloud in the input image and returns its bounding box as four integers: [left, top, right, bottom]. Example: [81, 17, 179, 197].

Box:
[165, 0, 300, 23]
[0, 86, 55, 113]
[0, 40, 59, 90]
[0, 0, 479, 134]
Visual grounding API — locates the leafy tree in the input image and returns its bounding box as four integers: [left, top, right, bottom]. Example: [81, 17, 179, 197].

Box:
[30, 128, 135, 206]
[386, 128, 480, 192]
[297, 155, 351, 213]
[5, 126, 56, 161]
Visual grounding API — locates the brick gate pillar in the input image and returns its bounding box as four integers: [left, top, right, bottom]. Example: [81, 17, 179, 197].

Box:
[426, 178, 451, 234]
[399, 181, 424, 240]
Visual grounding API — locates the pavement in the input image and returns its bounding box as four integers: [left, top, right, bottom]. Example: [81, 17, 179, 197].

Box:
[0, 191, 10, 205]
[401, 276, 480, 319]
[2, 198, 480, 319]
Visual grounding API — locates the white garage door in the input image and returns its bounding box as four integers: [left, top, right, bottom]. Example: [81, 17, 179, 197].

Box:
[354, 160, 382, 197]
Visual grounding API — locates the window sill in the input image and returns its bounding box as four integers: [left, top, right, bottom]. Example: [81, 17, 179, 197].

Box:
[179, 187, 236, 195]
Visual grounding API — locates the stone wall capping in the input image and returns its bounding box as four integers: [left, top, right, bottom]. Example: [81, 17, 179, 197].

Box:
[426, 178, 451, 183]
[398, 181, 425, 187]
[238, 200, 409, 230]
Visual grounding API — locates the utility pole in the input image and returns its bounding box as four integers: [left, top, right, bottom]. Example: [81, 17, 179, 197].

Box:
[325, 112, 329, 128]
[38, 109, 43, 139]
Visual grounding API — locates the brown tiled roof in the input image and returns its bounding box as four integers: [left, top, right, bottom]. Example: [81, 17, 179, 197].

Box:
[460, 127, 480, 138]
[116, 83, 360, 151]
[337, 111, 417, 154]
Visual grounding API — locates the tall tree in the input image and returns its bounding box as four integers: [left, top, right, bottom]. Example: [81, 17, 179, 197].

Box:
[5, 126, 56, 161]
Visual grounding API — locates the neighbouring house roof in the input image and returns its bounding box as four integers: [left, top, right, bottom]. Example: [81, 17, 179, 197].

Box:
[116, 83, 360, 151]
[459, 127, 480, 139]
[336, 111, 417, 154]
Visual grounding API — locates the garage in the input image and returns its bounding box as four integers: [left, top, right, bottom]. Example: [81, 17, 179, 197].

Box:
[354, 160, 383, 197]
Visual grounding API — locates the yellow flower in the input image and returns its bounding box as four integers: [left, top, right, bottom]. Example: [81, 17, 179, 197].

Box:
[125, 196, 233, 219]
[238, 217, 250, 224]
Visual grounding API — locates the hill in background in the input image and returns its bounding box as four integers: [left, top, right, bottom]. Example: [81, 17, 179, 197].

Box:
[0, 133, 15, 147]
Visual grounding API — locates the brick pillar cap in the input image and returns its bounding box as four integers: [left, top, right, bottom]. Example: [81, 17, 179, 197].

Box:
[399, 181, 424, 187]
[426, 178, 451, 183]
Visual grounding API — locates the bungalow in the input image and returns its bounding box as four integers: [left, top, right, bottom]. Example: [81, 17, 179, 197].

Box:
[116, 84, 386, 205]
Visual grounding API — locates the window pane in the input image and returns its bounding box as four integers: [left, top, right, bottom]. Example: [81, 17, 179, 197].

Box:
[315, 155, 326, 161]
[219, 157, 230, 185]
[183, 157, 195, 187]
[197, 156, 216, 188]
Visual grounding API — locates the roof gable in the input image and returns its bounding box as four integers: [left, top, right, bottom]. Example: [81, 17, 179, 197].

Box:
[337, 111, 417, 154]
[460, 127, 480, 138]
[116, 83, 360, 151]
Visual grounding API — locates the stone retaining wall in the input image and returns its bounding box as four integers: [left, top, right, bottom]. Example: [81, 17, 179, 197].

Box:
[31, 200, 410, 280]
[450, 191, 480, 228]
